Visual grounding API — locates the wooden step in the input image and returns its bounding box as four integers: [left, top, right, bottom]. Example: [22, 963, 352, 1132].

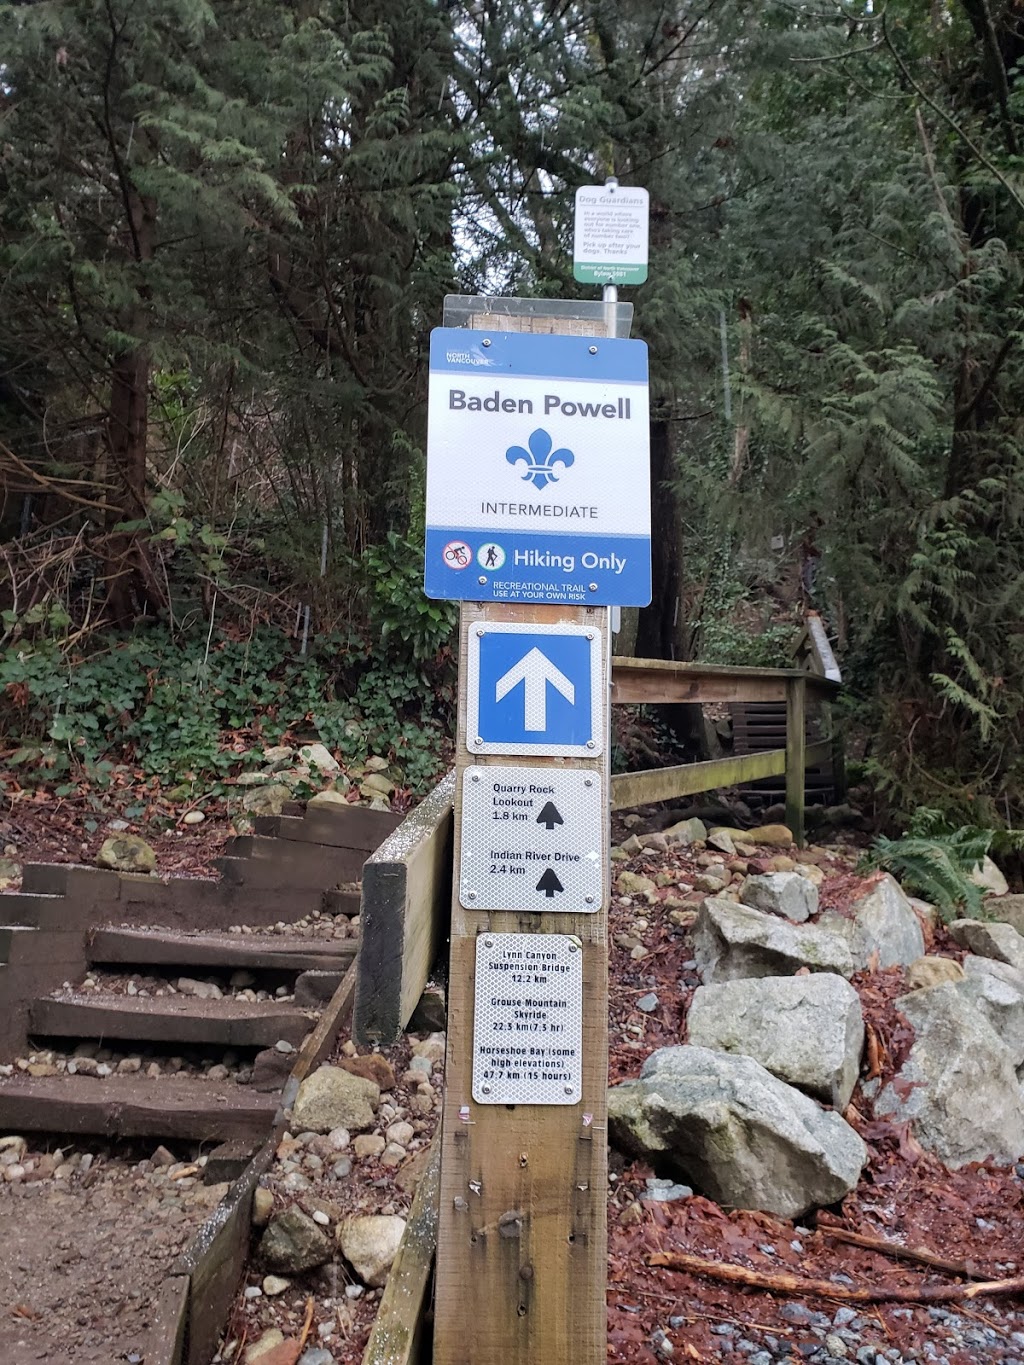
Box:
[29, 994, 312, 1049]
[87, 927, 356, 973]
[212, 851, 364, 889]
[0, 1073, 278, 1140]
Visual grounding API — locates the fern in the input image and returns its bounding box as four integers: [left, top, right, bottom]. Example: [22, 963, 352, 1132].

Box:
[861, 833, 987, 923]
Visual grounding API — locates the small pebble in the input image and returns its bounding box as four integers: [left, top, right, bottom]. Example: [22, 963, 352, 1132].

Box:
[243, 1285, 263, 1300]
[636, 993, 659, 1012]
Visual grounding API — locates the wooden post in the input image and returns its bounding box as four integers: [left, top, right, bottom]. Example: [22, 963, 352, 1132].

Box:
[785, 674, 807, 848]
[434, 602, 608, 1365]
[433, 306, 615, 1365]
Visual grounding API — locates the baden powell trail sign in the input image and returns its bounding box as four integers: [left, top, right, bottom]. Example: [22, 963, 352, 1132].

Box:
[424, 328, 651, 608]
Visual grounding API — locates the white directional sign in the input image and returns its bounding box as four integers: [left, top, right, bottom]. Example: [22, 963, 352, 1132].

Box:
[473, 933, 583, 1105]
[466, 621, 604, 757]
[460, 766, 605, 913]
[573, 183, 649, 286]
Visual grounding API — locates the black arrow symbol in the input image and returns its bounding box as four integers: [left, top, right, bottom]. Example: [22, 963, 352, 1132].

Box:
[536, 868, 564, 898]
[536, 801, 564, 831]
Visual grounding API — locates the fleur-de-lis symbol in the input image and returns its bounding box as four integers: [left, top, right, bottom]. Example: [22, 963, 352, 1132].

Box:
[505, 428, 575, 492]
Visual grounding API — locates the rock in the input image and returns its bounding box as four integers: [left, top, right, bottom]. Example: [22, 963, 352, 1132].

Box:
[608, 1046, 867, 1219]
[298, 743, 340, 773]
[353, 1134, 386, 1159]
[983, 894, 1024, 936]
[619, 834, 645, 855]
[740, 824, 794, 847]
[970, 855, 1009, 897]
[386, 1121, 414, 1146]
[663, 817, 706, 846]
[0, 857, 20, 891]
[262, 1274, 291, 1296]
[381, 1142, 406, 1167]
[248, 1341, 301, 1365]
[643, 1177, 693, 1202]
[298, 1351, 335, 1365]
[617, 871, 657, 896]
[360, 773, 395, 799]
[252, 1186, 275, 1227]
[707, 828, 737, 855]
[307, 789, 351, 809]
[687, 974, 864, 1108]
[260, 1207, 333, 1273]
[636, 993, 659, 1013]
[851, 875, 926, 969]
[906, 956, 964, 991]
[875, 982, 1024, 1167]
[408, 985, 447, 1031]
[635, 833, 666, 854]
[176, 977, 222, 1000]
[340, 1054, 395, 1091]
[740, 872, 818, 924]
[252, 1047, 296, 1092]
[338, 1214, 407, 1287]
[949, 919, 1024, 973]
[95, 835, 156, 873]
[0, 1136, 27, 1162]
[796, 863, 825, 887]
[290, 1065, 380, 1134]
[183, 810, 205, 825]
[246, 1330, 286, 1363]
[958, 956, 1024, 1064]
[242, 783, 294, 816]
[693, 872, 729, 894]
[694, 897, 859, 983]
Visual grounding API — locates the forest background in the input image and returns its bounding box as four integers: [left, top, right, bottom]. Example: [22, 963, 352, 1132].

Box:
[2, 0, 1023, 831]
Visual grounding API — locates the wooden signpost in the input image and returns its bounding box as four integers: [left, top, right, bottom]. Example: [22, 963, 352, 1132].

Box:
[425, 239, 650, 1361]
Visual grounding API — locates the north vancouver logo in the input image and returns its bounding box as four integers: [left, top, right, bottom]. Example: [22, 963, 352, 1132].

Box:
[506, 428, 574, 492]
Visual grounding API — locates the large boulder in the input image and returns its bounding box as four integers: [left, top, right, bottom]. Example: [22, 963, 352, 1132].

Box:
[260, 1207, 333, 1273]
[687, 975, 864, 1108]
[607, 1046, 867, 1220]
[970, 856, 1009, 897]
[949, 919, 1024, 974]
[338, 1214, 406, 1287]
[850, 875, 925, 969]
[874, 982, 1024, 1168]
[983, 894, 1024, 937]
[960, 956, 1024, 1065]
[739, 872, 818, 924]
[694, 897, 859, 983]
[290, 1065, 379, 1134]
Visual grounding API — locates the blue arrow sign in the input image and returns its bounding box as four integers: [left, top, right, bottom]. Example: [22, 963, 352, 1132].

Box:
[466, 623, 603, 757]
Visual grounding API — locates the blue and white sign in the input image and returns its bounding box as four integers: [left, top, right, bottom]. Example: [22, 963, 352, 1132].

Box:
[424, 328, 651, 606]
[465, 622, 604, 757]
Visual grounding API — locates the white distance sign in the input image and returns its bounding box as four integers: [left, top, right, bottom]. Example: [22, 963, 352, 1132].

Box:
[473, 932, 583, 1105]
[460, 766, 605, 913]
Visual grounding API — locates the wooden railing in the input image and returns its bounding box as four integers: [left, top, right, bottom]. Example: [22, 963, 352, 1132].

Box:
[608, 656, 840, 838]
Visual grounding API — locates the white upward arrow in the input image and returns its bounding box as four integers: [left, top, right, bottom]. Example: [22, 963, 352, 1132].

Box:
[495, 647, 575, 731]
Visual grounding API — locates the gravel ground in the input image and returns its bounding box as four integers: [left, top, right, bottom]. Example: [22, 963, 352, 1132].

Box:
[0, 1140, 230, 1364]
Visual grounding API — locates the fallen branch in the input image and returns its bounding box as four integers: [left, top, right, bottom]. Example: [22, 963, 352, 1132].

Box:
[648, 1251, 1024, 1303]
[818, 1226, 985, 1281]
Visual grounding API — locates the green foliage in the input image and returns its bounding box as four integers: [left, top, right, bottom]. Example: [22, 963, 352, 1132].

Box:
[861, 808, 1024, 923]
[0, 626, 449, 794]
[360, 532, 457, 663]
